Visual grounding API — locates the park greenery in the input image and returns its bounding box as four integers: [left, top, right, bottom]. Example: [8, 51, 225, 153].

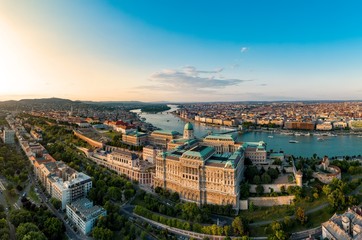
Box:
[0, 205, 9, 240]
[322, 178, 360, 211]
[22, 116, 147, 239]
[0, 143, 29, 191]
[10, 198, 65, 240]
[106, 133, 143, 151]
[49, 198, 62, 210]
[136, 189, 236, 219]
[139, 104, 171, 113]
[134, 205, 249, 237]
[244, 166, 280, 185]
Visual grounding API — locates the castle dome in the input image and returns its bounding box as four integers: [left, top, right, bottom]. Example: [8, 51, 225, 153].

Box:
[184, 122, 194, 130]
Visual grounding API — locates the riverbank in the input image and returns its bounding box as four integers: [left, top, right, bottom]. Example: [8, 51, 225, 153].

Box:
[132, 105, 362, 157]
[172, 111, 362, 136]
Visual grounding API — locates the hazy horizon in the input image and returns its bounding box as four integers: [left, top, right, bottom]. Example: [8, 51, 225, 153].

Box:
[1, 96, 362, 104]
[1, 1, 362, 102]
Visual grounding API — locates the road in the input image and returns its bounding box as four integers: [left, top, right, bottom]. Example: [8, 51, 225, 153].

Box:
[0, 177, 16, 240]
[30, 174, 89, 240]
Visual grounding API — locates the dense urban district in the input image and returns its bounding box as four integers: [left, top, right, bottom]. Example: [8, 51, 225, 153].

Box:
[0, 98, 362, 240]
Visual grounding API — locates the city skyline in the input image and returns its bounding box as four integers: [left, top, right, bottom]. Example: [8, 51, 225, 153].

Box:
[1, 1, 362, 102]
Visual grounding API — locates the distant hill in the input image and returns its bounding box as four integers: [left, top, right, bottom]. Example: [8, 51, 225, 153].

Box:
[0, 97, 171, 111]
[18, 97, 81, 105]
[82, 100, 147, 106]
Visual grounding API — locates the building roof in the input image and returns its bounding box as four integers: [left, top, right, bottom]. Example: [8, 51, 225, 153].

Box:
[152, 130, 180, 136]
[126, 130, 148, 137]
[322, 206, 362, 240]
[206, 151, 241, 169]
[182, 146, 215, 161]
[67, 198, 106, 221]
[204, 133, 237, 142]
[242, 141, 266, 150]
[184, 122, 194, 130]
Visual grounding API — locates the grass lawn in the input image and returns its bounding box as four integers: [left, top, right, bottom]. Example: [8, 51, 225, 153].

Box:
[103, 131, 121, 139]
[248, 206, 333, 237]
[242, 205, 294, 223]
[28, 185, 40, 204]
[249, 225, 268, 237]
[287, 208, 333, 234]
[298, 195, 327, 210]
[241, 196, 328, 223]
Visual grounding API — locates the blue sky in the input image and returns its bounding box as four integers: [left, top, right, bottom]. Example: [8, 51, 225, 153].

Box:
[1, 1, 362, 101]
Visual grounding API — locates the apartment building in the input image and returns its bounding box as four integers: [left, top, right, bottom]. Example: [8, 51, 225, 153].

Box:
[37, 161, 92, 209]
[2, 128, 15, 144]
[66, 198, 107, 235]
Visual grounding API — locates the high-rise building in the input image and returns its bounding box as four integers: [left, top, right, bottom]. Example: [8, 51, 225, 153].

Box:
[2, 128, 15, 144]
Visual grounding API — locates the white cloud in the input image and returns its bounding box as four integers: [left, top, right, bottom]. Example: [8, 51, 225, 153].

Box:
[138, 66, 252, 93]
[240, 47, 248, 53]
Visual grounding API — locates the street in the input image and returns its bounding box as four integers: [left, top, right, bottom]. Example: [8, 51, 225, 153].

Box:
[29, 173, 89, 240]
[0, 177, 16, 240]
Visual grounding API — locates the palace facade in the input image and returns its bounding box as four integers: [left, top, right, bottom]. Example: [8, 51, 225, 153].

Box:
[154, 144, 244, 208]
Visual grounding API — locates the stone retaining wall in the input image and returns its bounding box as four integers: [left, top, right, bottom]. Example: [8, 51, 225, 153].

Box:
[248, 195, 295, 207]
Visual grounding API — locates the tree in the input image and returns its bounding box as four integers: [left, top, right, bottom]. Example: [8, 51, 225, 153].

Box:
[295, 207, 307, 225]
[267, 168, 279, 180]
[327, 188, 346, 210]
[16, 223, 41, 240]
[322, 185, 332, 196]
[232, 216, 245, 236]
[92, 227, 114, 240]
[268, 221, 288, 240]
[253, 175, 261, 184]
[22, 231, 47, 240]
[43, 217, 64, 240]
[239, 182, 250, 199]
[107, 187, 122, 201]
[313, 192, 319, 200]
[244, 158, 253, 165]
[9, 209, 32, 227]
[244, 166, 259, 182]
[283, 216, 292, 228]
[261, 173, 272, 184]
[223, 225, 232, 236]
[249, 201, 255, 212]
[256, 185, 264, 196]
[49, 198, 61, 210]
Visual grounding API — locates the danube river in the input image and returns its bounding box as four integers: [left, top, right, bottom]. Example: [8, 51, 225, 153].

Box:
[132, 105, 362, 158]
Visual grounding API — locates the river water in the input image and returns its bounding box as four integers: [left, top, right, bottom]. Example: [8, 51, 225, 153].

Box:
[132, 105, 362, 158]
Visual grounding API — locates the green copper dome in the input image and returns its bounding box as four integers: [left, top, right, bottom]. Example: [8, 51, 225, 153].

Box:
[184, 122, 194, 130]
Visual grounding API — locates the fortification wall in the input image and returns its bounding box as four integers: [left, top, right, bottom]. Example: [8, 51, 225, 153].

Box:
[248, 195, 295, 207]
[313, 165, 341, 184]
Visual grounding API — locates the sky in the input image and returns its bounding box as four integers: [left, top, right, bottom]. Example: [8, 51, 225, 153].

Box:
[1, 1, 362, 102]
